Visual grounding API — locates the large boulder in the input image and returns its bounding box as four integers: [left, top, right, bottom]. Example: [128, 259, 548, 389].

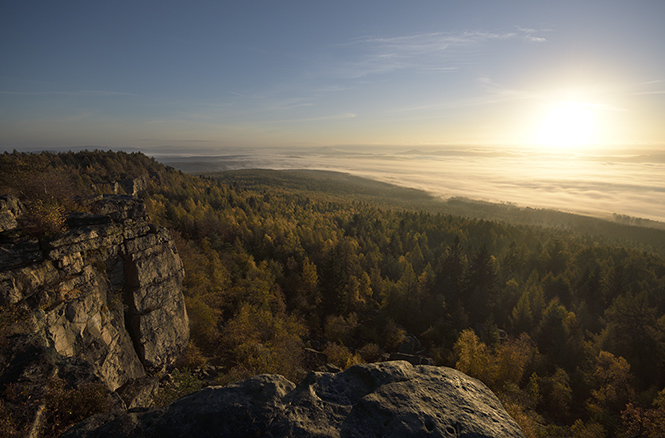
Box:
[62, 361, 525, 438]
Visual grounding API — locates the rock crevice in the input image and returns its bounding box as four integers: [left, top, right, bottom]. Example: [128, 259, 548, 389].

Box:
[0, 194, 189, 392]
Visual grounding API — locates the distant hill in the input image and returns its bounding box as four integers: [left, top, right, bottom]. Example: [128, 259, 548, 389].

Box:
[206, 168, 665, 256]
[207, 169, 436, 208]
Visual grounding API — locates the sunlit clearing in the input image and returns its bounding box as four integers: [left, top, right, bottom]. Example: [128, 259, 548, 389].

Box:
[536, 102, 598, 150]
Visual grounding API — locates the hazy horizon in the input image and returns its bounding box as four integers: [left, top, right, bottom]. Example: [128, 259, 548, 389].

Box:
[147, 145, 665, 224]
[3, 2, 664, 224]
[3, 1, 665, 150]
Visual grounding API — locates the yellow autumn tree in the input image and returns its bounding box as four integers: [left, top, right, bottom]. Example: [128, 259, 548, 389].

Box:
[454, 329, 496, 387]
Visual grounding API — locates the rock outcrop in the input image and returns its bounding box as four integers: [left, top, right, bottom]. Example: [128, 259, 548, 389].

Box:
[0, 194, 189, 392]
[62, 361, 525, 438]
[0, 194, 23, 232]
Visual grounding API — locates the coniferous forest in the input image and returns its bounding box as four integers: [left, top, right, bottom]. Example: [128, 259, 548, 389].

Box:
[2, 150, 665, 437]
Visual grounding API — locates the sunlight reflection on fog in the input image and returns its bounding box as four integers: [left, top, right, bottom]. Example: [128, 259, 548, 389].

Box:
[157, 147, 665, 223]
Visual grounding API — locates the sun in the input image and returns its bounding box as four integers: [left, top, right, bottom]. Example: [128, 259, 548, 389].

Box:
[535, 101, 598, 150]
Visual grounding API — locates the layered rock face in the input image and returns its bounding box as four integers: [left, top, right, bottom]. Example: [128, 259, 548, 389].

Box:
[63, 361, 525, 438]
[0, 195, 189, 391]
[0, 195, 23, 232]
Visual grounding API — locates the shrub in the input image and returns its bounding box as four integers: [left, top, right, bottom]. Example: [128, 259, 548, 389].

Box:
[357, 343, 381, 363]
[220, 304, 306, 382]
[42, 377, 113, 438]
[185, 296, 219, 350]
[153, 369, 203, 407]
[323, 313, 358, 344]
[0, 400, 21, 438]
[323, 342, 362, 369]
[20, 199, 66, 236]
[176, 341, 208, 370]
[382, 318, 406, 351]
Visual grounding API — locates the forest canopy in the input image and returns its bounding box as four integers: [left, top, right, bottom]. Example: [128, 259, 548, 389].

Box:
[2, 149, 665, 438]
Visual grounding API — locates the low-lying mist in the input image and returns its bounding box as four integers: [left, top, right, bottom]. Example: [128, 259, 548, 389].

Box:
[156, 146, 665, 223]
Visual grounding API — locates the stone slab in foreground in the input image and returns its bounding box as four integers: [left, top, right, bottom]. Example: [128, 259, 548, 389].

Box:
[62, 360, 525, 438]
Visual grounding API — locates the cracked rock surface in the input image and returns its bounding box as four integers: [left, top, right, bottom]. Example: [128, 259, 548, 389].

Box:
[63, 361, 525, 438]
[0, 195, 189, 392]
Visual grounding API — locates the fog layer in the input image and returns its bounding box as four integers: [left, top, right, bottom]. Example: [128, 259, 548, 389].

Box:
[156, 146, 665, 223]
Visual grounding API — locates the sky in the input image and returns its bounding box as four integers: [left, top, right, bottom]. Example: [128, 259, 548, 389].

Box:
[2, 0, 665, 153]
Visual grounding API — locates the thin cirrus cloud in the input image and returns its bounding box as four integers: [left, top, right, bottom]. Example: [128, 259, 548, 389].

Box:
[327, 28, 547, 79]
[266, 113, 357, 124]
[152, 27, 549, 129]
[0, 90, 136, 97]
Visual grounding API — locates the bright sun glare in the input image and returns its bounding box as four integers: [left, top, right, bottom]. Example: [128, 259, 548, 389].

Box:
[536, 102, 598, 150]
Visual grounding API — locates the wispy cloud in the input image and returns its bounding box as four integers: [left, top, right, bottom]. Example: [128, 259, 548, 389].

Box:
[266, 112, 357, 124]
[354, 28, 545, 53]
[327, 28, 546, 79]
[515, 26, 548, 43]
[474, 77, 634, 113]
[0, 90, 136, 97]
[476, 76, 533, 99]
[265, 98, 314, 112]
[608, 79, 665, 98]
[139, 138, 216, 143]
[172, 27, 548, 123]
[628, 89, 665, 96]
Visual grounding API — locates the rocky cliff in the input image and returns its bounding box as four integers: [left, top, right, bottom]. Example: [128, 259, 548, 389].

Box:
[62, 360, 525, 438]
[0, 194, 189, 419]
